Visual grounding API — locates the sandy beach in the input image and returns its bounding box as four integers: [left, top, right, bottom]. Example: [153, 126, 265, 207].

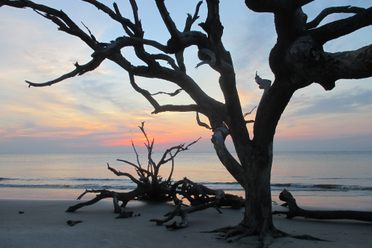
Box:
[1, 199, 371, 248]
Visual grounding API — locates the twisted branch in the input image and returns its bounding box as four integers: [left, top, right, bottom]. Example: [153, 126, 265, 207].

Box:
[306, 5, 365, 29]
[310, 7, 372, 45]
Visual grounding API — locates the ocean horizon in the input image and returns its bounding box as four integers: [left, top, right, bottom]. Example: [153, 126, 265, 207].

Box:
[1, 151, 371, 210]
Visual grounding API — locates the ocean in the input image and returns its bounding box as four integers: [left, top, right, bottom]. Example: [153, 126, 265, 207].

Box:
[1, 151, 371, 210]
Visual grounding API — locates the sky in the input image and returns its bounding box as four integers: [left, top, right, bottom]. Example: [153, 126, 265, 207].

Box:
[0, 0, 371, 154]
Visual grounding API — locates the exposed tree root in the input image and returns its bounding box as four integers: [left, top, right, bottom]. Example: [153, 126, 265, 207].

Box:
[150, 178, 244, 229]
[209, 223, 326, 247]
[207, 224, 288, 248]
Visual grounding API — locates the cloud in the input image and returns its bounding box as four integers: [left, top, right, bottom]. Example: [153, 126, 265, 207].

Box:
[275, 133, 372, 152]
[1, 1, 372, 154]
[289, 88, 372, 117]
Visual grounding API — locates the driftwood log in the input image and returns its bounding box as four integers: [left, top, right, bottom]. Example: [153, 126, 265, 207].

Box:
[276, 189, 372, 222]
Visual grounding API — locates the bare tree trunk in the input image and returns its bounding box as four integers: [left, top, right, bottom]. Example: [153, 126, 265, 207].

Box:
[242, 152, 274, 235]
[212, 143, 285, 245]
[239, 144, 286, 241]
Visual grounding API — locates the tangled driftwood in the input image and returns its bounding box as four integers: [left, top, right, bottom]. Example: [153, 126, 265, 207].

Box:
[66, 123, 244, 225]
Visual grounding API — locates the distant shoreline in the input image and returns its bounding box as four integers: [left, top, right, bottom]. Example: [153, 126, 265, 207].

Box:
[1, 152, 371, 211]
[1, 150, 372, 155]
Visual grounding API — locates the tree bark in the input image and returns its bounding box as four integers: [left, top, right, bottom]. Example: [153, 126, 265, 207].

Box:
[242, 148, 275, 236]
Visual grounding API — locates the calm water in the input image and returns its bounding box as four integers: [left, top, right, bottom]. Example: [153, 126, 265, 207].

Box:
[0, 151, 371, 210]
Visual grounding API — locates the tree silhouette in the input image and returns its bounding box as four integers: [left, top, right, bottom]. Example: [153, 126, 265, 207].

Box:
[66, 122, 244, 221]
[1, 0, 371, 245]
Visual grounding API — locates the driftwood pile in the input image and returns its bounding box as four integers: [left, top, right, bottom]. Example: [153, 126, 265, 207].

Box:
[66, 122, 244, 228]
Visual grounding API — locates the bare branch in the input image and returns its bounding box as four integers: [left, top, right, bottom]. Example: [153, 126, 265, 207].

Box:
[310, 7, 372, 45]
[129, 0, 141, 28]
[243, 105, 256, 125]
[152, 1, 203, 73]
[151, 54, 179, 70]
[4, 0, 99, 48]
[115, 158, 149, 179]
[129, 73, 198, 114]
[200, 0, 223, 44]
[243, 106, 257, 118]
[131, 140, 142, 170]
[82, 0, 137, 36]
[184, 1, 203, 32]
[138, 122, 150, 146]
[320, 44, 372, 88]
[81, 21, 97, 42]
[26, 57, 105, 87]
[306, 6, 365, 30]
[151, 89, 182, 97]
[107, 163, 143, 185]
[196, 112, 212, 130]
[245, 0, 314, 13]
[211, 126, 244, 185]
[152, 104, 199, 114]
[166, 155, 175, 183]
[116, 159, 140, 170]
[128, 73, 161, 111]
[155, 0, 209, 54]
[137, 122, 157, 174]
[155, 0, 180, 38]
[157, 138, 201, 168]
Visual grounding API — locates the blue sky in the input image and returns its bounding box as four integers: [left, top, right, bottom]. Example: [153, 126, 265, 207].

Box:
[0, 0, 371, 153]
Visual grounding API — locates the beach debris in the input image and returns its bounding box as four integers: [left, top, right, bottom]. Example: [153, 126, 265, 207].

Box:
[275, 189, 372, 222]
[66, 220, 83, 226]
[65, 123, 244, 225]
[66, 122, 201, 214]
[18, 211, 24, 214]
[150, 178, 244, 230]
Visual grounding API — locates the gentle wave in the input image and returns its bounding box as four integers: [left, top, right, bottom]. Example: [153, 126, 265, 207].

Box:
[1, 177, 372, 192]
[270, 183, 372, 192]
[0, 177, 125, 182]
[0, 183, 136, 190]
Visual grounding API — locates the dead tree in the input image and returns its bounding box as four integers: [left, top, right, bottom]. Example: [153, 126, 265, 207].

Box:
[1, 0, 371, 245]
[275, 189, 372, 222]
[67, 122, 200, 214]
[66, 123, 244, 218]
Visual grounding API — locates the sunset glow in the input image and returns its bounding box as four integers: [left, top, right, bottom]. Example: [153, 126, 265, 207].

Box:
[0, 1, 371, 153]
